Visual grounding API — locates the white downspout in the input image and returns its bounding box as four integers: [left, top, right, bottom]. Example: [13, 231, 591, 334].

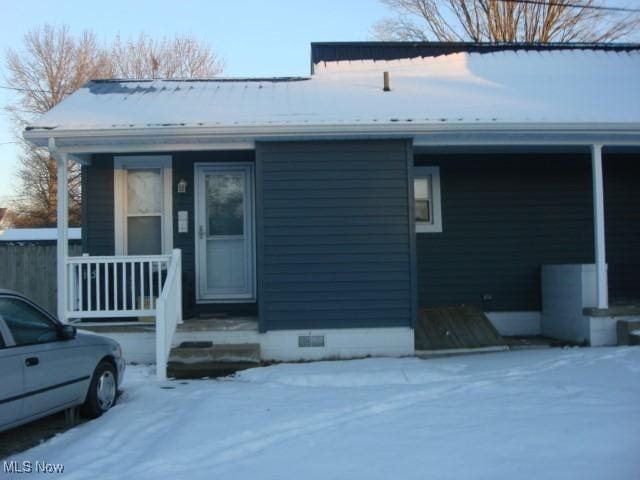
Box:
[49, 138, 69, 323]
[591, 144, 608, 309]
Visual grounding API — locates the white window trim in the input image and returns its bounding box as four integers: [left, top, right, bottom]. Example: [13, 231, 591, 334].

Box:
[114, 155, 173, 255]
[414, 166, 443, 233]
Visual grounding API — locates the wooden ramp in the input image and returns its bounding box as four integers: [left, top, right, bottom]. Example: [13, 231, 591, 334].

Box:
[415, 306, 506, 351]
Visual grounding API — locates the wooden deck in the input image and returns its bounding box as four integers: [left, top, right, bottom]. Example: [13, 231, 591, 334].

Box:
[415, 306, 506, 351]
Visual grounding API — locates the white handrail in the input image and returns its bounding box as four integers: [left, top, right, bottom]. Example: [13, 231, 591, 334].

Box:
[155, 249, 183, 381]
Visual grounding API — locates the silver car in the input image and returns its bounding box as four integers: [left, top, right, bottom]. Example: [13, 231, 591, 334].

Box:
[0, 290, 125, 432]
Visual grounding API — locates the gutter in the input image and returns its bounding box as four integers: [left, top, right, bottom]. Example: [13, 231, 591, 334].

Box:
[24, 122, 640, 151]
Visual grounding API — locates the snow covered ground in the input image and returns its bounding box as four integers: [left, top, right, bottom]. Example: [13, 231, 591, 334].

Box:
[6, 347, 640, 479]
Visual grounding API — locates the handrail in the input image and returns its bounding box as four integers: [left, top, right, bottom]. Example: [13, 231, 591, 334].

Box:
[65, 253, 172, 319]
[67, 254, 171, 264]
[155, 249, 183, 381]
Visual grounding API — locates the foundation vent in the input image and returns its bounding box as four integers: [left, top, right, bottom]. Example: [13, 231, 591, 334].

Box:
[298, 335, 325, 348]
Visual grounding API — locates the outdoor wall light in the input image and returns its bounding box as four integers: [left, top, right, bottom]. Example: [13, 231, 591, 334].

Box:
[177, 178, 187, 194]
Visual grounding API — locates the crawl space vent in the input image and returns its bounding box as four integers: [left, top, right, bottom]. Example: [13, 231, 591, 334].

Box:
[298, 335, 325, 348]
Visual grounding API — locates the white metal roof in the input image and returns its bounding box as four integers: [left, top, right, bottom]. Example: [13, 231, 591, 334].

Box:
[24, 49, 640, 145]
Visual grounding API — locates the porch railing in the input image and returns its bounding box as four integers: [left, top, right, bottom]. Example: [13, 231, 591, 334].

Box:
[155, 249, 183, 381]
[65, 249, 183, 380]
[66, 253, 172, 318]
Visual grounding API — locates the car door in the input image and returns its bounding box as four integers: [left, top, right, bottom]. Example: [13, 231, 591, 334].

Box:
[0, 318, 25, 429]
[0, 296, 90, 420]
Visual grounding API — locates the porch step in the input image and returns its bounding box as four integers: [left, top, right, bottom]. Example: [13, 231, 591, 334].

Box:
[174, 317, 260, 346]
[167, 342, 261, 379]
[617, 320, 640, 346]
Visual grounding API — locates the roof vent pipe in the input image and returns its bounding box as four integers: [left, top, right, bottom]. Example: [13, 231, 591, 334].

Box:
[383, 71, 390, 92]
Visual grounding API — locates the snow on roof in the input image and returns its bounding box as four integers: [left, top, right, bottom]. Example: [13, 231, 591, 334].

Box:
[27, 49, 640, 133]
[0, 228, 81, 242]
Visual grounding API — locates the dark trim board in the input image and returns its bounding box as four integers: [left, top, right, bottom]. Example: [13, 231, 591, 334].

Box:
[310, 41, 640, 73]
[406, 140, 418, 329]
[255, 144, 266, 332]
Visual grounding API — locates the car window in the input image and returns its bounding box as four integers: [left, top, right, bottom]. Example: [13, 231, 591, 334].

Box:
[0, 298, 59, 346]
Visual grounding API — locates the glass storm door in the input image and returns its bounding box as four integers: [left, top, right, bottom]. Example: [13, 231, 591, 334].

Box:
[196, 164, 254, 301]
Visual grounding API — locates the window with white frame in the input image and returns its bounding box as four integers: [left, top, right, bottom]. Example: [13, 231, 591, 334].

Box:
[414, 166, 442, 233]
[126, 168, 163, 255]
[114, 156, 173, 255]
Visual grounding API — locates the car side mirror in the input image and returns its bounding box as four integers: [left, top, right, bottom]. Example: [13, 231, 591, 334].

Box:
[60, 324, 77, 340]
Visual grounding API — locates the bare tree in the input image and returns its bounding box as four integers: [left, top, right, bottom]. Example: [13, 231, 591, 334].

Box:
[374, 0, 640, 42]
[6, 25, 111, 227]
[5, 25, 224, 227]
[110, 33, 224, 79]
[6, 144, 82, 228]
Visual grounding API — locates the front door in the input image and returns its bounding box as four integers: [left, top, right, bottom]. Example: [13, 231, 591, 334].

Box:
[195, 164, 255, 301]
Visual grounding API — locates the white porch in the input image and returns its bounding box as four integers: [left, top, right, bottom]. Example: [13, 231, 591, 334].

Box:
[53, 140, 183, 380]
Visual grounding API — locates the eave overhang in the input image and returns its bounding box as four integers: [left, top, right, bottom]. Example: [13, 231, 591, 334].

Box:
[23, 122, 640, 156]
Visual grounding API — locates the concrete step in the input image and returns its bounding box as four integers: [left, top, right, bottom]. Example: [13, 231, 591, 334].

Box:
[174, 318, 260, 346]
[616, 320, 640, 346]
[176, 317, 258, 332]
[167, 342, 261, 379]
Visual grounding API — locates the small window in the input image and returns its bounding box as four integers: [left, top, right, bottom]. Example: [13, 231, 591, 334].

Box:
[0, 298, 59, 346]
[114, 156, 172, 256]
[127, 168, 163, 255]
[414, 166, 442, 233]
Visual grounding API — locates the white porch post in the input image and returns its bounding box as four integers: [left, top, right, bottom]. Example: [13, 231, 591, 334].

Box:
[591, 144, 608, 309]
[51, 138, 69, 322]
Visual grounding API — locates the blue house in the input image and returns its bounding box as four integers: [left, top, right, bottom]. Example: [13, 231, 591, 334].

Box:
[24, 42, 640, 378]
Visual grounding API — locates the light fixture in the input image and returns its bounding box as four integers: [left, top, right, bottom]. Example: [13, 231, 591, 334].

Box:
[177, 178, 187, 194]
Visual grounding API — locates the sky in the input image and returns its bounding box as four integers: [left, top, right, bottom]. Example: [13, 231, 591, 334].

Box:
[0, 0, 392, 205]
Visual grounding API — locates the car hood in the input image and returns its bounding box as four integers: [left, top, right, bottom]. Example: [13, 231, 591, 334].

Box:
[75, 329, 121, 350]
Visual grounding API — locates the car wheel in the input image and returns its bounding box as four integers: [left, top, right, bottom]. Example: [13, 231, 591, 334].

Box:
[81, 361, 117, 419]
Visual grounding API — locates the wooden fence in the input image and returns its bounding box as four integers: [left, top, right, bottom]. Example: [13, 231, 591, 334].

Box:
[0, 243, 82, 315]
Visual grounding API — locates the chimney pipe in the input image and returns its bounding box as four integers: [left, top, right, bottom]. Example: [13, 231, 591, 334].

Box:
[383, 71, 390, 92]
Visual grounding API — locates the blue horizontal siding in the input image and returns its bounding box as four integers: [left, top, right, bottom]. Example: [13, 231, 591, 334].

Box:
[82, 155, 115, 255]
[81, 147, 637, 323]
[415, 153, 640, 311]
[257, 140, 414, 331]
[604, 153, 640, 299]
